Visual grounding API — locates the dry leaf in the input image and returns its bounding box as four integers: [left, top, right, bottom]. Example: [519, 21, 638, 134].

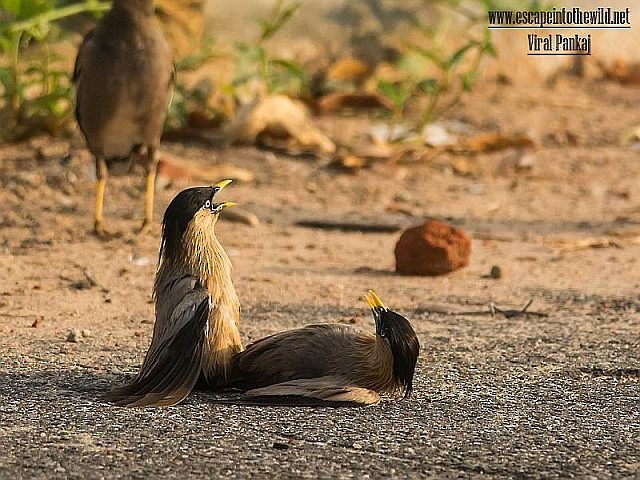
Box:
[158, 156, 255, 183]
[463, 133, 536, 153]
[600, 59, 640, 84]
[228, 95, 335, 154]
[316, 92, 393, 114]
[548, 237, 621, 253]
[353, 143, 394, 160]
[328, 155, 368, 173]
[326, 57, 370, 83]
[194, 165, 255, 183]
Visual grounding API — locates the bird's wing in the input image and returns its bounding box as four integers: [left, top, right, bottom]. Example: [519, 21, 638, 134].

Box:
[242, 376, 381, 407]
[73, 29, 96, 134]
[104, 276, 210, 407]
[224, 324, 353, 389]
[72, 28, 95, 84]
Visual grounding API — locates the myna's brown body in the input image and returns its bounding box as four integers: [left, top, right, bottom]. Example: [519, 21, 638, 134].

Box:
[104, 184, 419, 407]
[221, 291, 420, 406]
[74, 0, 173, 235]
[105, 182, 242, 407]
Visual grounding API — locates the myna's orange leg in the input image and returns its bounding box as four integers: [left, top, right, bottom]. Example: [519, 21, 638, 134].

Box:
[139, 147, 159, 233]
[94, 157, 109, 236]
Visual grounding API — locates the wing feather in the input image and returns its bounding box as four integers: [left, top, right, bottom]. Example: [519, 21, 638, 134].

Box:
[73, 29, 96, 133]
[104, 294, 210, 407]
[223, 324, 356, 389]
[73, 29, 94, 84]
[243, 376, 380, 407]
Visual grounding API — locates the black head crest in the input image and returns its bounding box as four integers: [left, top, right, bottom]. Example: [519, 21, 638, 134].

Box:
[379, 309, 420, 397]
[159, 186, 217, 262]
[366, 291, 420, 397]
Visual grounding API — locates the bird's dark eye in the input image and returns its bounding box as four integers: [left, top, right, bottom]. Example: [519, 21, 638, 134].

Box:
[213, 186, 220, 193]
[204, 199, 211, 209]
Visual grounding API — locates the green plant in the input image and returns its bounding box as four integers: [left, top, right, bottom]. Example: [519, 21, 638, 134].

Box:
[375, 0, 497, 128]
[0, 0, 108, 141]
[164, 39, 227, 132]
[230, 0, 308, 98]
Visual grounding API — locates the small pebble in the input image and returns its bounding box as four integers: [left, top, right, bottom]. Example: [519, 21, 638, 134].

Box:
[490, 265, 503, 279]
[66, 329, 81, 343]
[81, 329, 92, 338]
[129, 255, 152, 267]
[272, 442, 289, 450]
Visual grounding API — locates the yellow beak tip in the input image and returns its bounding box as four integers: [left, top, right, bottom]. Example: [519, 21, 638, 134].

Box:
[364, 293, 374, 308]
[214, 179, 233, 191]
[365, 290, 386, 309]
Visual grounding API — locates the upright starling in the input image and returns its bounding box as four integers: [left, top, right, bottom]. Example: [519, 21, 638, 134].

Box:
[221, 291, 420, 406]
[74, 0, 173, 235]
[105, 181, 242, 407]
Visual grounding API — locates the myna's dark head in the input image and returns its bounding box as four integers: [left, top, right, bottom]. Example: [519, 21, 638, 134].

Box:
[160, 180, 236, 262]
[366, 290, 420, 398]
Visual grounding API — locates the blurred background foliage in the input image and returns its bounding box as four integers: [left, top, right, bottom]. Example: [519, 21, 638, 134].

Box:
[0, 0, 108, 141]
[0, 0, 550, 143]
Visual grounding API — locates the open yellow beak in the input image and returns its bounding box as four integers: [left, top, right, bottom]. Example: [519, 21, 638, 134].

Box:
[214, 179, 233, 191]
[219, 201, 238, 209]
[213, 180, 237, 210]
[364, 290, 386, 310]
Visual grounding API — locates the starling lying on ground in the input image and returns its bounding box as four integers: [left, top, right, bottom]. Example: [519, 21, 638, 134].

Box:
[105, 182, 419, 407]
[105, 181, 242, 407]
[74, 0, 173, 235]
[220, 290, 420, 406]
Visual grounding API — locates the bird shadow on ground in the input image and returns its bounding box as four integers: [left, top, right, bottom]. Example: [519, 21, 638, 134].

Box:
[0, 370, 379, 408]
[0, 369, 121, 404]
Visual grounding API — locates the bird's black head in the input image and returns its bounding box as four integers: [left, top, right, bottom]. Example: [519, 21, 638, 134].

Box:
[159, 181, 235, 263]
[366, 291, 420, 398]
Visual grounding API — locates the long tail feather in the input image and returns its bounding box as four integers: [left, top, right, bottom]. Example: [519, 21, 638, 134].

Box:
[104, 299, 209, 407]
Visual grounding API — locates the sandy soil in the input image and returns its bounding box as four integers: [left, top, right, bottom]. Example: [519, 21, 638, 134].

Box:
[1, 77, 639, 478]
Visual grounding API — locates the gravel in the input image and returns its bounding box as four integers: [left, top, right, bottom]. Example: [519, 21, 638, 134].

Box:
[2, 305, 639, 479]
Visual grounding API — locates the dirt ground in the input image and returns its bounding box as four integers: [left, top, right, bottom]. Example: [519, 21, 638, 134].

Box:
[1, 77, 639, 478]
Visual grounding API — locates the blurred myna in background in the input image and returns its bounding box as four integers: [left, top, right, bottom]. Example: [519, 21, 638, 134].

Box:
[74, 0, 173, 235]
[105, 181, 242, 407]
[220, 291, 420, 406]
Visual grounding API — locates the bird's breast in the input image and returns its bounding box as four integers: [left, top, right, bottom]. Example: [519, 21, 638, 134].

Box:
[99, 102, 143, 159]
[202, 295, 242, 381]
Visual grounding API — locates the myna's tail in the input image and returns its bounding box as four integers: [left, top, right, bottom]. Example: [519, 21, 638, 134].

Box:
[103, 299, 209, 407]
